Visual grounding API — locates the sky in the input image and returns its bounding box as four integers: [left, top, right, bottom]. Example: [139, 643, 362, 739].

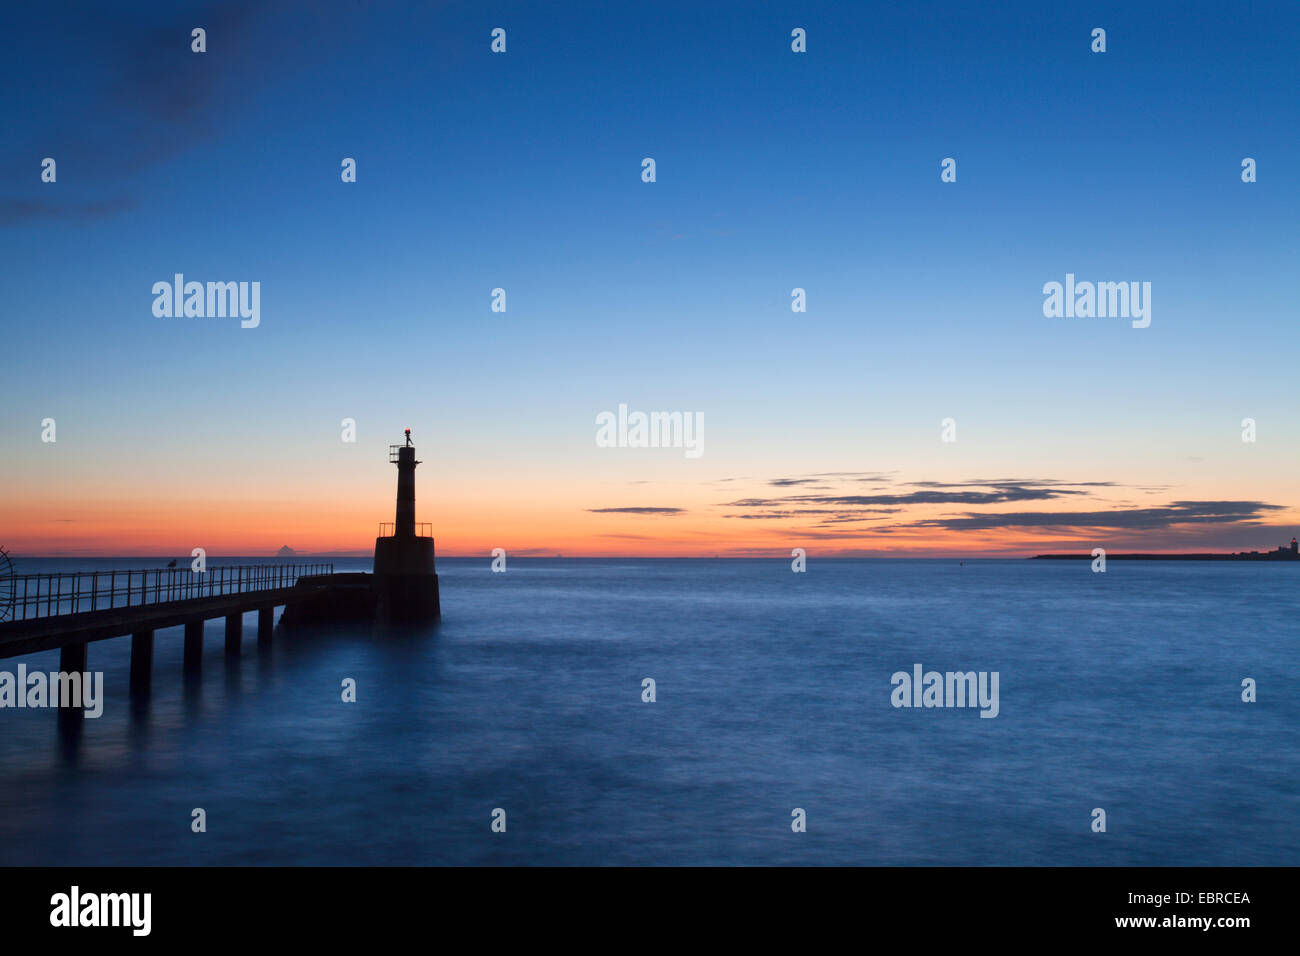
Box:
[1, 0, 1297, 557]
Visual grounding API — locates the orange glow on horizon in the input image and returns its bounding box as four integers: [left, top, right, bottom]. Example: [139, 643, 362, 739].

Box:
[5, 487, 1297, 559]
[4, 443, 1296, 559]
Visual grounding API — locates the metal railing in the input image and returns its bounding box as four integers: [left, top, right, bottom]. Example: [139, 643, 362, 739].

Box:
[389, 444, 421, 463]
[1, 563, 332, 624]
[377, 523, 433, 537]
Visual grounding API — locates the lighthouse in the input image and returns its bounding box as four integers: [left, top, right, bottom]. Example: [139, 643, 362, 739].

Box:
[392, 428, 418, 536]
[372, 429, 441, 622]
[280, 429, 442, 629]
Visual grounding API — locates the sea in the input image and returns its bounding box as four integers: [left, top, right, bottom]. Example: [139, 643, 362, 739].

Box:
[0, 557, 1296, 866]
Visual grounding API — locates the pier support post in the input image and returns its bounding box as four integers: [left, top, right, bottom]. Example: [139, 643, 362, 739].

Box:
[257, 607, 274, 649]
[183, 620, 204, 674]
[59, 640, 88, 673]
[58, 642, 88, 730]
[129, 629, 154, 694]
[225, 613, 242, 658]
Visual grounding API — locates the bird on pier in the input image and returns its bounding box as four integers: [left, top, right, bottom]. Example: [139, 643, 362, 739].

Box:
[167, 560, 177, 568]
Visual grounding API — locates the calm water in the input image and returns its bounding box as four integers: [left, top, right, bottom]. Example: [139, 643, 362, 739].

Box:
[1, 557, 1296, 866]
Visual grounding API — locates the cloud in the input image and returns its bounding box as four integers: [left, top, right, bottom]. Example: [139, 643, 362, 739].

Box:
[723, 508, 901, 520]
[587, 507, 685, 515]
[711, 475, 1287, 542]
[906, 478, 1116, 489]
[0, 197, 138, 226]
[0, 2, 282, 225]
[767, 472, 893, 486]
[906, 500, 1283, 532]
[816, 511, 904, 523]
[724, 485, 1085, 509]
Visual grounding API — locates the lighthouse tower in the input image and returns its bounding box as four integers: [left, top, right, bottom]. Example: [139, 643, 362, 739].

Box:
[372, 429, 441, 622]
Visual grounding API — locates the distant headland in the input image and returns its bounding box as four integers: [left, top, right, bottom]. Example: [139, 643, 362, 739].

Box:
[1035, 538, 1299, 561]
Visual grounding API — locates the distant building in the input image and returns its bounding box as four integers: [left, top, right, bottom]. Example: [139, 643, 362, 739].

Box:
[1233, 538, 1300, 560]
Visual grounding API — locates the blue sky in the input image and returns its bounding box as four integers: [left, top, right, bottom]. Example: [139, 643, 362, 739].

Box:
[1, 1, 1296, 555]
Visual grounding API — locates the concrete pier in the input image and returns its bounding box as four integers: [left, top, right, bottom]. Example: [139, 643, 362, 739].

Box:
[0, 563, 332, 729]
[0, 563, 329, 662]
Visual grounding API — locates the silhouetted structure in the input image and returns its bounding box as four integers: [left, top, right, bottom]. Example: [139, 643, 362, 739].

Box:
[1229, 536, 1300, 560]
[0, 431, 441, 732]
[282, 430, 441, 626]
[1035, 537, 1300, 560]
[0, 562, 334, 729]
[372, 430, 441, 622]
